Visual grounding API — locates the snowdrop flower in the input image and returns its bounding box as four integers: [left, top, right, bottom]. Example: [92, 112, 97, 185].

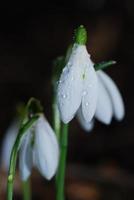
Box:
[19, 114, 59, 181]
[57, 25, 98, 124]
[77, 70, 125, 131]
[1, 120, 19, 170]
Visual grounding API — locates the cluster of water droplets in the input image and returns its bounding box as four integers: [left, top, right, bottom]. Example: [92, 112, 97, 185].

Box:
[57, 44, 95, 112]
[82, 90, 89, 107]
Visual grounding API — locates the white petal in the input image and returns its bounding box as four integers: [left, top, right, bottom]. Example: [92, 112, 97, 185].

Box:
[77, 107, 94, 132]
[19, 131, 33, 181]
[57, 44, 87, 123]
[98, 71, 125, 121]
[34, 115, 59, 180]
[95, 74, 113, 124]
[82, 60, 98, 122]
[1, 120, 18, 170]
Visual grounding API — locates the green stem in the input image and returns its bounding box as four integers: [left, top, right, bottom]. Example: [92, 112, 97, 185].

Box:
[52, 96, 61, 142]
[7, 115, 39, 200]
[56, 123, 69, 200]
[22, 179, 31, 200]
[52, 95, 62, 185]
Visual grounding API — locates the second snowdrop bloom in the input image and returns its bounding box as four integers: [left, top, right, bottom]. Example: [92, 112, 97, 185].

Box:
[19, 114, 59, 181]
[77, 70, 125, 131]
[57, 26, 98, 124]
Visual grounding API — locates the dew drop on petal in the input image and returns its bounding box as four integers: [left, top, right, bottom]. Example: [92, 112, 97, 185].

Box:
[68, 62, 71, 67]
[83, 90, 87, 96]
[57, 80, 62, 86]
[62, 94, 67, 99]
[63, 68, 67, 73]
[85, 102, 89, 106]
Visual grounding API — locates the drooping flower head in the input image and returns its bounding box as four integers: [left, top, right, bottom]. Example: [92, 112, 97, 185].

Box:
[19, 114, 59, 181]
[1, 99, 59, 181]
[57, 25, 125, 129]
[57, 25, 98, 124]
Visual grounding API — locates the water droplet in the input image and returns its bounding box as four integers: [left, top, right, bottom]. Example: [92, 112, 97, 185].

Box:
[62, 94, 67, 99]
[85, 102, 89, 106]
[63, 67, 70, 74]
[83, 90, 87, 96]
[63, 68, 67, 73]
[57, 80, 61, 85]
[59, 80, 62, 84]
[8, 174, 13, 182]
[68, 62, 71, 67]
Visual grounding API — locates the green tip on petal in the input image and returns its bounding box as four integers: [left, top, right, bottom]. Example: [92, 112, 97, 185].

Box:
[94, 60, 116, 71]
[74, 25, 87, 45]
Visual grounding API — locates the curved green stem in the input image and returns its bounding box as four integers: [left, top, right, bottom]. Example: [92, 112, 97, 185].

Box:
[52, 95, 62, 186]
[7, 115, 39, 200]
[56, 123, 69, 200]
[52, 44, 71, 200]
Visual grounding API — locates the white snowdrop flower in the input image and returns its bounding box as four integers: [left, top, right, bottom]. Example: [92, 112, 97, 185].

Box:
[1, 120, 19, 170]
[77, 70, 125, 132]
[19, 114, 59, 181]
[57, 26, 98, 124]
[97, 70, 125, 121]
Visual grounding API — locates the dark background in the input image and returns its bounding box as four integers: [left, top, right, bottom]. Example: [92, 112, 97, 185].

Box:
[0, 1, 134, 199]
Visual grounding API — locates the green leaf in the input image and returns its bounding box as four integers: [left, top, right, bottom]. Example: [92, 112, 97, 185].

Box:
[94, 60, 116, 71]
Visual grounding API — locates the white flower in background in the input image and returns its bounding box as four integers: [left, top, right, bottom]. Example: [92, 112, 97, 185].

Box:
[19, 114, 59, 181]
[57, 26, 98, 124]
[1, 120, 19, 170]
[77, 70, 125, 131]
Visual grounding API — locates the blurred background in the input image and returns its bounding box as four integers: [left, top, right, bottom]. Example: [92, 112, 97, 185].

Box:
[0, 0, 134, 199]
